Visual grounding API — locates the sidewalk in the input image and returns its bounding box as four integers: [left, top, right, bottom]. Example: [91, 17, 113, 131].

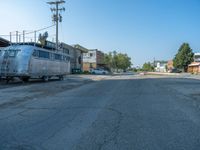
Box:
[145, 72, 200, 80]
[180, 73, 200, 80]
[145, 72, 180, 76]
[66, 74, 109, 81]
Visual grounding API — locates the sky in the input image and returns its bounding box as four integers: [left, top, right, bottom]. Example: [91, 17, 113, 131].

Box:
[0, 0, 200, 67]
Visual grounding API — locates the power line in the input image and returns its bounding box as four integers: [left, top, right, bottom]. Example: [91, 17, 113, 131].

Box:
[0, 24, 55, 37]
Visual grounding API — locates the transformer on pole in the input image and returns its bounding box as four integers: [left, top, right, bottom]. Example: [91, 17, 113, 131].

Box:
[47, 0, 65, 50]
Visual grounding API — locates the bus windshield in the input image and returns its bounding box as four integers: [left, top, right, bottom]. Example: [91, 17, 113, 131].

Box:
[4, 49, 21, 57]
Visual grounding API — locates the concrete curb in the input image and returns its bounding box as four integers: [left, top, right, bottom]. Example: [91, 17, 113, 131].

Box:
[144, 72, 180, 76]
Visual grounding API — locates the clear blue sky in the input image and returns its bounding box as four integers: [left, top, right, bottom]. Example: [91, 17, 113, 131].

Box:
[0, 0, 200, 66]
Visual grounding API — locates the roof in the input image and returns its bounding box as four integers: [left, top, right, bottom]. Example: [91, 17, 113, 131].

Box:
[188, 62, 200, 67]
[0, 37, 10, 47]
[87, 49, 105, 55]
[72, 44, 88, 53]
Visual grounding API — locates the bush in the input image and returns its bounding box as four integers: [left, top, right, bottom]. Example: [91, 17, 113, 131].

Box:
[82, 71, 90, 74]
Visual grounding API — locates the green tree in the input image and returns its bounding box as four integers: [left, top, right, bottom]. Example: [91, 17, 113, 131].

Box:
[115, 53, 132, 71]
[142, 62, 154, 71]
[104, 52, 113, 70]
[173, 43, 194, 72]
[104, 51, 132, 71]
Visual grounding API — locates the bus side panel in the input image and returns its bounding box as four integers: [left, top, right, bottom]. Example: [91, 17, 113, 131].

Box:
[29, 57, 48, 77]
[29, 57, 70, 77]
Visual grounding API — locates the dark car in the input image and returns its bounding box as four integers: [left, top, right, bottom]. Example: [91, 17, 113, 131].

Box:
[170, 68, 182, 73]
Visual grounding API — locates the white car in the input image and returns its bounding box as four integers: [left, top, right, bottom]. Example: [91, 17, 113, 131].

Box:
[90, 68, 109, 75]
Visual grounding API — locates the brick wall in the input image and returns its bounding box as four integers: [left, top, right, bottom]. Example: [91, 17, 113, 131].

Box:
[83, 63, 97, 71]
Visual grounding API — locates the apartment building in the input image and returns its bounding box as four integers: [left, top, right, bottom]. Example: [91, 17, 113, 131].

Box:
[83, 49, 105, 71]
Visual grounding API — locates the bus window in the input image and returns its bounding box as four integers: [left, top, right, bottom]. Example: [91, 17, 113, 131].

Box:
[54, 54, 61, 60]
[32, 50, 38, 57]
[39, 50, 50, 59]
[5, 49, 20, 57]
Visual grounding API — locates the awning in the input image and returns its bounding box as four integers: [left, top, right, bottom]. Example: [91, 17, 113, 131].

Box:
[0, 37, 10, 47]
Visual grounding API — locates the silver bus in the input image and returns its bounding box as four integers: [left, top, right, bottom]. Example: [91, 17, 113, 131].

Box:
[0, 43, 70, 82]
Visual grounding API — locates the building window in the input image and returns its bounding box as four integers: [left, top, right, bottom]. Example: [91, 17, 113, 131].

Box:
[90, 53, 93, 57]
[63, 48, 69, 54]
[90, 63, 93, 68]
[78, 56, 81, 64]
[63, 56, 70, 62]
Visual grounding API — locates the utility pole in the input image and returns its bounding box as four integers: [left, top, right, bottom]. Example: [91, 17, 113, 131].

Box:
[10, 32, 12, 44]
[153, 57, 156, 72]
[47, 0, 65, 50]
[16, 31, 18, 43]
[23, 30, 25, 44]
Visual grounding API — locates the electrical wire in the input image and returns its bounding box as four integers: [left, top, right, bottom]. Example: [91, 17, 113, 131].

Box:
[25, 24, 56, 35]
[0, 24, 55, 37]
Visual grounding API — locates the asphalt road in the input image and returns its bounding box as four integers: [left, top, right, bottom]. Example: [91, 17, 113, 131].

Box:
[1, 75, 200, 150]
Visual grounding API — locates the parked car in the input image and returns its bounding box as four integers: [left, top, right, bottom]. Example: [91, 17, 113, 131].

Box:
[90, 68, 109, 75]
[169, 68, 182, 73]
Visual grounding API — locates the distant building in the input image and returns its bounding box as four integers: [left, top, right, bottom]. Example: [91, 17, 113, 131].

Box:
[155, 61, 167, 72]
[194, 53, 200, 62]
[60, 43, 88, 72]
[167, 60, 174, 71]
[188, 52, 200, 74]
[83, 49, 105, 71]
[188, 62, 200, 74]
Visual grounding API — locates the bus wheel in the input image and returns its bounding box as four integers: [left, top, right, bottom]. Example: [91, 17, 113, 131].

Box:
[6, 78, 10, 83]
[22, 77, 29, 82]
[59, 75, 64, 81]
[42, 76, 49, 82]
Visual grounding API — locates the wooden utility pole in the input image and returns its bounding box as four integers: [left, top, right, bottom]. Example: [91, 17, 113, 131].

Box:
[47, 0, 65, 50]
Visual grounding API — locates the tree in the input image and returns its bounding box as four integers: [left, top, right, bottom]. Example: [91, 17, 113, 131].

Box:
[173, 43, 194, 72]
[104, 51, 132, 71]
[104, 52, 113, 70]
[142, 62, 154, 71]
[115, 53, 132, 71]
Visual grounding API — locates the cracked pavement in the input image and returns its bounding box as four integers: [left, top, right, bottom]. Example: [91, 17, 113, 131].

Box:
[0, 75, 200, 150]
